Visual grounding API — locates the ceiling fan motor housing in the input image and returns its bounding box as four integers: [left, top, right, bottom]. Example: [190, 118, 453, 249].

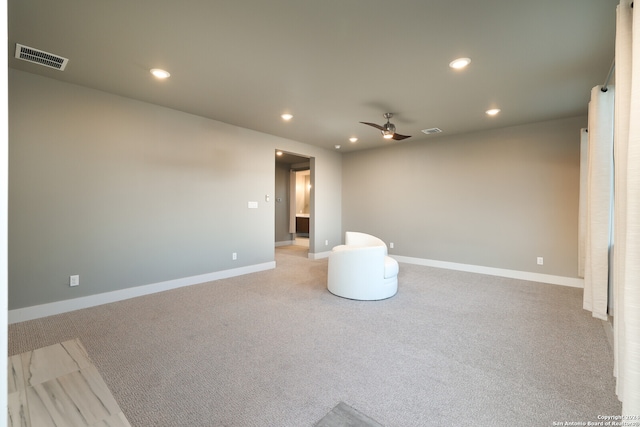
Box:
[382, 122, 396, 135]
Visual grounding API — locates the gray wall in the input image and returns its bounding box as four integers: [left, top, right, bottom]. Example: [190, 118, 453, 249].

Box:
[9, 67, 581, 311]
[309, 154, 342, 254]
[342, 116, 585, 278]
[9, 69, 342, 310]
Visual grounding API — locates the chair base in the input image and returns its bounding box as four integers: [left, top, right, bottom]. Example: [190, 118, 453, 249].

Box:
[327, 277, 398, 301]
[328, 289, 397, 301]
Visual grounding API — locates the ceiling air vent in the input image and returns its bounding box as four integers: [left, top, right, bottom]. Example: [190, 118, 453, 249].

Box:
[421, 128, 443, 135]
[15, 44, 69, 71]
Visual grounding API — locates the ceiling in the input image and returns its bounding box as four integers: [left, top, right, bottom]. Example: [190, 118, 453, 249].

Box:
[276, 152, 310, 168]
[8, 0, 617, 153]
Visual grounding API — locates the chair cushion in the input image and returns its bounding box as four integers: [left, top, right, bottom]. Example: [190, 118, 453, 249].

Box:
[384, 256, 399, 279]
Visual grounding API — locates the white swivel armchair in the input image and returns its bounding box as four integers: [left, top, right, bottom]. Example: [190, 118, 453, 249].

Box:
[327, 231, 399, 300]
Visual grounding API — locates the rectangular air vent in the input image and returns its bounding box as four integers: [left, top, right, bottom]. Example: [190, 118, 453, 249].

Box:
[15, 44, 69, 71]
[421, 128, 443, 135]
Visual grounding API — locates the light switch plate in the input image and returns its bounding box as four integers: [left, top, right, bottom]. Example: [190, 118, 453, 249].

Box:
[248, 201, 258, 209]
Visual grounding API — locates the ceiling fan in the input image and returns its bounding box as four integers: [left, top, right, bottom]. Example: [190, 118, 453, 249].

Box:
[360, 113, 411, 141]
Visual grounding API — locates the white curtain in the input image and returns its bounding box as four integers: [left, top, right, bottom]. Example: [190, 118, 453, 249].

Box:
[578, 128, 589, 278]
[612, 0, 640, 415]
[583, 86, 614, 321]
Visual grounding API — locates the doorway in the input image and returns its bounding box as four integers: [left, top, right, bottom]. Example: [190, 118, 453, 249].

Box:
[274, 150, 312, 252]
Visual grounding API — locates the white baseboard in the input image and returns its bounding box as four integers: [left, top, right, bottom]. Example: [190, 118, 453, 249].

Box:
[10, 256, 582, 324]
[309, 251, 330, 260]
[275, 240, 294, 247]
[9, 261, 276, 324]
[392, 255, 584, 288]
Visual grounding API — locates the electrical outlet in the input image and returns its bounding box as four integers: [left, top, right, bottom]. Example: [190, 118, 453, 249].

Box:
[537, 257, 544, 265]
[70, 275, 79, 287]
[232, 252, 237, 260]
[390, 242, 394, 249]
[325, 240, 328, 246]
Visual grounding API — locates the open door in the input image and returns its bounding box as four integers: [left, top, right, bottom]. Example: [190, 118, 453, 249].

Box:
[274, 150, 312, 250]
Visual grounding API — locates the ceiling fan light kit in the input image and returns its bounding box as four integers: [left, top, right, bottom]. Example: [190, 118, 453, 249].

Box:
[360, 113, 411, 141]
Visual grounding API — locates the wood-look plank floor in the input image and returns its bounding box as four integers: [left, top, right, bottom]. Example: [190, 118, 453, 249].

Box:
[8, 339, 131, 427]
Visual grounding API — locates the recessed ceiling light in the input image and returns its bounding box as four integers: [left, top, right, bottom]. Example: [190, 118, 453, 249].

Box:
[335, 145, 341, 149]
[449, 58, 471, 70]
[349, 137, 358, 143]
[486, 108, 501, 116]
[281, 113, 293, 121]
[150, 68, 170, 79]
[276, 151, 283, 156]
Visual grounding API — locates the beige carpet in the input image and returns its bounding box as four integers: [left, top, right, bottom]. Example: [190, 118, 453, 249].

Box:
[9, 246, 621, 426]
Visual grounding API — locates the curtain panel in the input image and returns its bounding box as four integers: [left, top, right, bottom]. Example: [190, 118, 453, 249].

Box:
[613, 0, 632, 404]
[578, 128, 589, 279]
[610, 0, 640, 415]
[583, 86, 614, 321]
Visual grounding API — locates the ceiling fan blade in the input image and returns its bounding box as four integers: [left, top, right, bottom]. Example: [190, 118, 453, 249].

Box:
[392, 133, 411, 141]
[360, 121, 384, 131]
